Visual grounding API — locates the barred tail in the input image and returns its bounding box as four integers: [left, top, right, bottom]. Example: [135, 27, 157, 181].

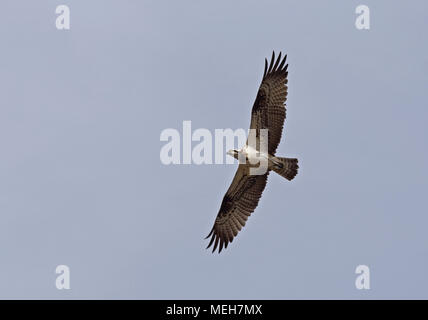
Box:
[271, 157, 299, 181]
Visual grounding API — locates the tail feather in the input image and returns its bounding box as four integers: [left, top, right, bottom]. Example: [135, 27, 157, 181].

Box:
[272, 157, 299, 180]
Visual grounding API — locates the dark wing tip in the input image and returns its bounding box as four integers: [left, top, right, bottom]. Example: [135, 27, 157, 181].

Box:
[267, 51, 276, 74]
[278, 54, 287, 71]
[264, 50, 288, 78]
[205, 227, 218, 253]
[218, 239, 224, 253]
[205, 226, 214, 239]
[272, 51, 282, 72]
[205, 227, 229, 254]
[206, 235, 215, 248]
[212, 234, 220, 253]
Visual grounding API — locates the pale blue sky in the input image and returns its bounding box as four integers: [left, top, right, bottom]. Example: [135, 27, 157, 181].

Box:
[0, 0, 427, 299]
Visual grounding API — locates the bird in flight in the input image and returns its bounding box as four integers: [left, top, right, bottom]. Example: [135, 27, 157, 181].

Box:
[206, 51, 299, 253]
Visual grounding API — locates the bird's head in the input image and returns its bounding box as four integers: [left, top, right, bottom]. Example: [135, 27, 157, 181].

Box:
[227, 149, 239, 159]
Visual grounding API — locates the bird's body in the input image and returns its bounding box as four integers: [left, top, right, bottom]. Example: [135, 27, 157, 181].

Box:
[206, 51, 299, 253]
[228, 144, 284, 171]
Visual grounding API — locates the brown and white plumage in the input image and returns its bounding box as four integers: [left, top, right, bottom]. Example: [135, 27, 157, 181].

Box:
[206, 51, 298, 253]
[249, 51, 288, 155]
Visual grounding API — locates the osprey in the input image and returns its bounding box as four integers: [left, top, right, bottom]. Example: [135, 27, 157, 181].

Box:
[206, 51, 299, 253]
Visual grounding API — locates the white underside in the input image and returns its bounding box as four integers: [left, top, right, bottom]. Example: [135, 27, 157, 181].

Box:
[241, 145, 270, 164]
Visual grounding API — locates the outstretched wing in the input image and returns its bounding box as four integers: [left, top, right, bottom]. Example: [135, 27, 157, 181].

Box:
[249, 51, 288, 155]
[206, 165, 269, 253]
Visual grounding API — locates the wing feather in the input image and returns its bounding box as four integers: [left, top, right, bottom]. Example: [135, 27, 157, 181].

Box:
[206, 165, 269, 253]
[249, 51, 289, 155]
